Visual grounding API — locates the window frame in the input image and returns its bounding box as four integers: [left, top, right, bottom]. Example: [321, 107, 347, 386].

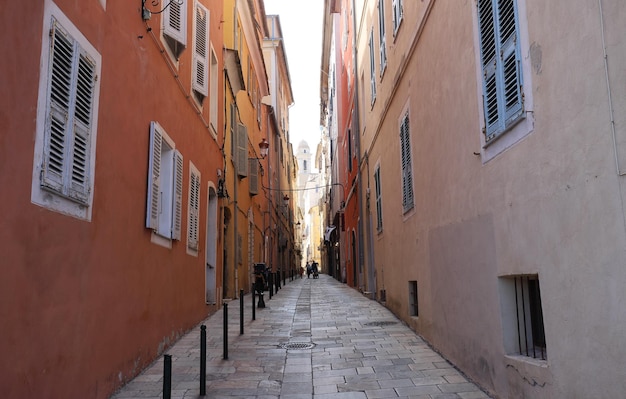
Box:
[378, 0, 387, 75]
[374, 165, 383, 232]
[369, 28, 377, 106]
[146, 121, 183, 242]
[392, 0, 403, 36]
[399, 110, 414, 214]
[192, 1, 209, 101]
[187, 162, 201, 252]
[162, 0, 188, 60]
[31, 2, 101, 221]
[474, 0, 534, 161]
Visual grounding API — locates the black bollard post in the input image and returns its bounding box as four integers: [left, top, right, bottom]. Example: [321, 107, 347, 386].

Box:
[239, 289, 244, 335]
[200, 325, 206, 396]
[163, 354, 172, 399]
[252, 284, 256, 320]
[268, 273, 273, 299]
[223, 303, 228, 360]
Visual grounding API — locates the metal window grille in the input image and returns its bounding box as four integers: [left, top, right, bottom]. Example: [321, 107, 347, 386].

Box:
[514, 275, 546, 360]
[409, 281, 418, 317]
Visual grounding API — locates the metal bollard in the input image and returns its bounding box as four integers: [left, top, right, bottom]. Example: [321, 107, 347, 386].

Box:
[200, 325, 206, 396]
[252, 284, 256, 320]
[223, 303, 228, 360]
[268, 273, 273, 298]
[239, 289, 244, 335]
[163, 354, 172, 399]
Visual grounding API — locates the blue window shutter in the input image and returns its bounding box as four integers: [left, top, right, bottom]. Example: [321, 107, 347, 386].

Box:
[478, 0, 523, 142]
[498, 0, 523, 126]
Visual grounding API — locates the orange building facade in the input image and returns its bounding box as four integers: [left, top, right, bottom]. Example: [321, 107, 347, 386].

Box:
[0, 0, 228, 397]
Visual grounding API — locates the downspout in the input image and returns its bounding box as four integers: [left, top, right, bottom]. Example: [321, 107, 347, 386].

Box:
[351, 0, 367, 292]
[598, 0, 626, 243]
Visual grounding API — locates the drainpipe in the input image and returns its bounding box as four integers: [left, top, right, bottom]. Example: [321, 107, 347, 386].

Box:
[351, 0, 368, 292]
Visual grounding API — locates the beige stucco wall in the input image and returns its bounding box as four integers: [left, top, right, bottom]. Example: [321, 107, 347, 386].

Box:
[361, 0, 626, 397]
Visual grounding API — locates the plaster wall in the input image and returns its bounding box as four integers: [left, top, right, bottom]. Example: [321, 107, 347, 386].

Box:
[0, 0, 224, 397]
[364, 0, 626, 397]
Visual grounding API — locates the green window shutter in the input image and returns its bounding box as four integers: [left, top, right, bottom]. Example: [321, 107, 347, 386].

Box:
[146, 122, 162, 230]
[192, 3, 209, 97]
[172, 150, 184, 241]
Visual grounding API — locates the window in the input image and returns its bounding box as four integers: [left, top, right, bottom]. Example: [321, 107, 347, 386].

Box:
[162, 0, 187, 59]
[146, 121, 183, 241]
[500, 275, 547, 360]
[303, 160, 307, 171]
[209, 46, 218, 131]
[187, 163, 200, 251]
[409, 281, 418, 317]
[374, 166, 383, 231]
[392, 0, 403, 35]
[236, 123, 248, 177]
[369, 29, 376, 105]
[378, 0, 387, 74]
[192, 2, 209, 102]
[248, 159, 259, 195]
[399, 112, 414, 213]
[347, 128, 353, 172]
[477, 0, 524, 143]
[32, 7, 101, 221]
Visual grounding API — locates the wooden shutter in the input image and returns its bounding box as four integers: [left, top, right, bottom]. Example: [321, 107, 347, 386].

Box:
[249, 159, 259, 196]
[374, 167, 383, 230]
[187, 169, 200, 249]
[400, 114, 414, 212]
[164, 0, 186, 44]
[42, 21, 95, 204]
[478, 0, 523, 142]
[172, 151, 184, 240]
[378, 0, 387, 72]
[146, 122, 162, 229]
[369, 30, 376, 105]
[237, 124, 248, 177]
[192, 3, 209, 96]
[42, 23, 72, 193]
[67, 50, 96, 203]
[499, 0, 523, 125]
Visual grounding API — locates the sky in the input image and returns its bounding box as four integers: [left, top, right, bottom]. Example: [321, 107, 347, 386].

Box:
[263, 0, 325, 151]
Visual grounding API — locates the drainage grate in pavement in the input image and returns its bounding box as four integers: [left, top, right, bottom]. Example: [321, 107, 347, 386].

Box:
[279, 342, 316, 350]
[363, 321, 398, 327]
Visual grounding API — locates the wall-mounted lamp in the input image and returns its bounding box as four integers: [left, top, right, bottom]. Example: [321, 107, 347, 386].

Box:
[258, 138, 269, 159]
[142, 0, 182, 21]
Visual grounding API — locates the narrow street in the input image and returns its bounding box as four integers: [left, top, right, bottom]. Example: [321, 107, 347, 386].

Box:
[111, 276, 490, 399]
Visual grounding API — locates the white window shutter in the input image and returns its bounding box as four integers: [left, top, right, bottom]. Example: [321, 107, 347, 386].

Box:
[249, 159, 259, 195]
[187, 168, 200, 249]
[237, 124, 248, 177]
[42, 24, 72, 193]
[146, 122, 162, 230]
[172, 150, 184, 240]
[192, 3, 209, 96]
[163, 0, 187, 46]
[67, 51, 96, 203]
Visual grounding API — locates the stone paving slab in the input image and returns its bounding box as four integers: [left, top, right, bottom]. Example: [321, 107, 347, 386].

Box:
[110, 275, 490, 398]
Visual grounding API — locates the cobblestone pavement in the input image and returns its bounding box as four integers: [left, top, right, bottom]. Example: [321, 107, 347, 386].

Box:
[110, 274, 491, 399]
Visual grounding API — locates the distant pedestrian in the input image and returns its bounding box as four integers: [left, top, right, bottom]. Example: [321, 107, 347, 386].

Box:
[306, 262, 312, 278]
